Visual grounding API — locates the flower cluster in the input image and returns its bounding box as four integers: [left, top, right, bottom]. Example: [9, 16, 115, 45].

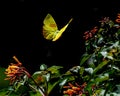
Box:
[83, 13, 120, 41]
[115, 13, 120, 23]
[4, 56, 31, 84]
[63, 82, 87, 96]
[83, 26, 98, 40]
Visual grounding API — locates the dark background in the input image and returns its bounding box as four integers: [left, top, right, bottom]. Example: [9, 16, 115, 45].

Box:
[0, 0, 120, 73]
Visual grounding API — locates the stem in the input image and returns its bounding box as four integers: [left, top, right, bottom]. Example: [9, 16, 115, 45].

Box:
[12, 56, 45, 96]
[30, 77, 45, 96]
[28, 84, 38, 92]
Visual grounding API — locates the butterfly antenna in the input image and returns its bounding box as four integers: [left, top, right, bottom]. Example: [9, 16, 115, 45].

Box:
[68, 18, 73, 24]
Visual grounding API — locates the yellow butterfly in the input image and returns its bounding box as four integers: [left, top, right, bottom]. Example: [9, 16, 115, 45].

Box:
[42, 13, 73, 41]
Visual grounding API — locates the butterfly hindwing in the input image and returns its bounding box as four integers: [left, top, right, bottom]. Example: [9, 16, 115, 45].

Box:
[52, 18, 73, 41]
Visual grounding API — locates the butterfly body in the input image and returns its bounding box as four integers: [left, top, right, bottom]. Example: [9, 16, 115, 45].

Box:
[42, 13, 73, 41]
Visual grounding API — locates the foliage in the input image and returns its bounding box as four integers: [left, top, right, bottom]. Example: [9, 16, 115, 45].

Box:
[0, 13, 120, 96]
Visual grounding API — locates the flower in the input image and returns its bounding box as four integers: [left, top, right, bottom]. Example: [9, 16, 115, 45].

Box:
[99, 17, 110, 26]
[4, 56, 31, 84]
[83, 26, 98, 40]
[5, 64, 24, 84]
[115, 13, 120, 23]
[63, 82, 87, 96]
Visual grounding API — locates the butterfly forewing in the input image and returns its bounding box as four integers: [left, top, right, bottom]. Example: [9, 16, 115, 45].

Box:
[43, 13, 58, 40]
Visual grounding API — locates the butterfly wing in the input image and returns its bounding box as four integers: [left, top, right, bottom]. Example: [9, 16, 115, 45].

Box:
[52, 18, 73, 41]
[43, 13, 58, 40]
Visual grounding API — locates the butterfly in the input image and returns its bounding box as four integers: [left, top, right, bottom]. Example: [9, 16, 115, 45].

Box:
[42, 13, 73, 41]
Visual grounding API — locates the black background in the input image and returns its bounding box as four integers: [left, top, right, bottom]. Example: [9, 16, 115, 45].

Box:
[0, 0, 120, 73]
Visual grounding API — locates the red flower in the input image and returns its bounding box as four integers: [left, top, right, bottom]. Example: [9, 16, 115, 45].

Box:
[115, 13, 120, 23]
[83, 26, 98, 40]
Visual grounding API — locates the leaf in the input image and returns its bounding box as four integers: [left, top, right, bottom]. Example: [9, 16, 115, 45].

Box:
[47, 65, 63, 78]
[87, 53, 96, 66]
[40, 64, 47, 71]
[29, 71, 46, 85]
[115, 85, 120, 93]
[93, 60, 110, 74]
[80, 53, 92, 66]
[85, 68, 93, 75]
[47, 80, 60, 95]
[112, 41, 119, 48]
[29, 91, 43, 96]
[69, 66, 80, 74]
[0, 67, 9, 89]
[47, 65, 63, 73]
[0, 88, 8, 96]
[79, 67, 85, 76]
[97, 37, 104, 44]
[95, 73, 109, 84]
[59, 78, 68, 87]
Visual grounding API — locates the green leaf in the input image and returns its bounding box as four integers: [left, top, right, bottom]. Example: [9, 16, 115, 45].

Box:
[30, 71, 46, 85]
[93, 60, 110, 74]
[0, 88, 8, 96]
[0, 67, 9, 89]
[95, 73, 109, 84]
[69, 66, 80, 74]
[29, 91, 42, 96]
[47, 65, 63, 78]
[98, 28, 104, 33]
[40, 64, 47, 71]
[85, 68, 93, 75]
[79, 67, 85, 75]
[47, 65, 63, 74]
[115, 85, 120, 93]
[47, 80, 60, 95]
[80, 53, 92, 66]
[59, 78, 68, 87]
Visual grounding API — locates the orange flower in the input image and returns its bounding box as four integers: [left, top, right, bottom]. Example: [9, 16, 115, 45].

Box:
[5, 64, 23, 84]
[63, 82, 87, 96]
[63, 89, 75, 96]
[4, 56, 31, 84]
